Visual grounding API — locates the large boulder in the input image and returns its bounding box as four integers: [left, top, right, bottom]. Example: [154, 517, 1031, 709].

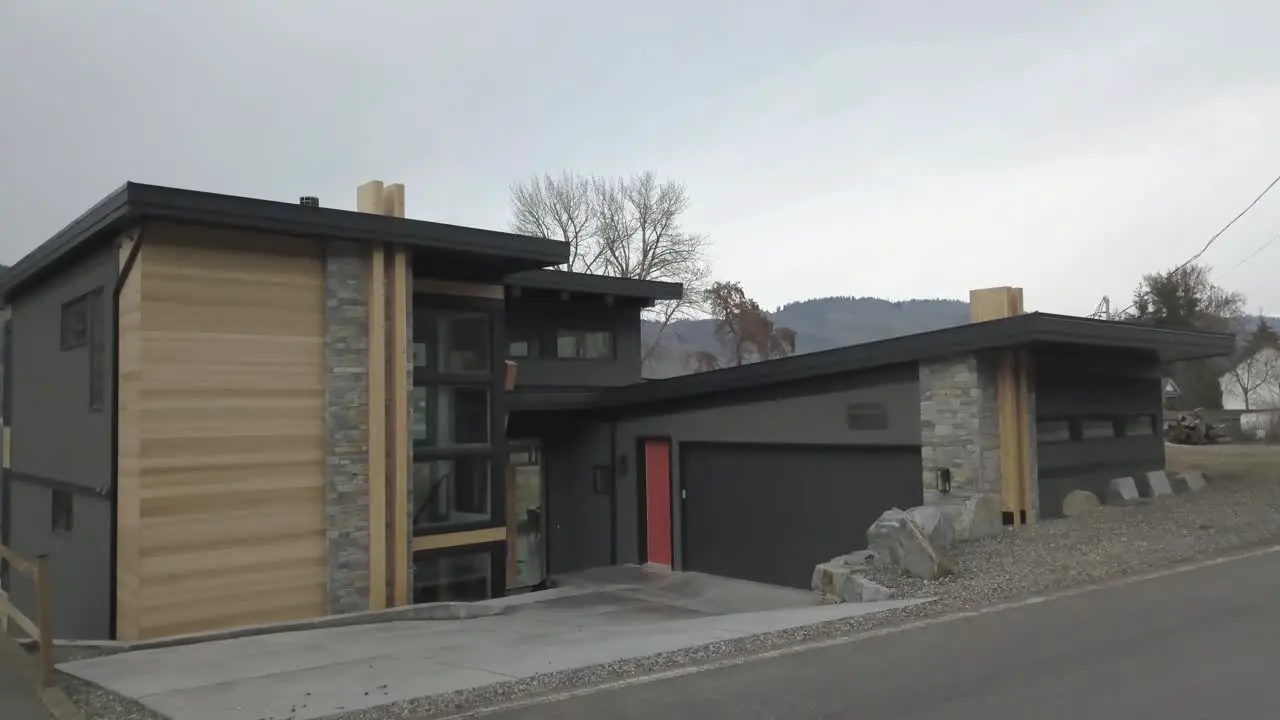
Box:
[1061, 489, 1101, 517]
[926, 493, 1003, 541]
[810, 561, 894, 603]
[905, 505, 955, 549]
[866, 508, 956, 580]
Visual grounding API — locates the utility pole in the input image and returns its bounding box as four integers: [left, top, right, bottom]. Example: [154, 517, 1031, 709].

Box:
[1090, 295, 1112, 320]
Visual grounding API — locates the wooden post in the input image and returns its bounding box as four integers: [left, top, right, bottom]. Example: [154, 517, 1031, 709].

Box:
[34, 554, 53, 687]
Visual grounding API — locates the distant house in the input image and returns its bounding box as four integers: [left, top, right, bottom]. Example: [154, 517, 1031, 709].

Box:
[1220, 347, 1280, 411]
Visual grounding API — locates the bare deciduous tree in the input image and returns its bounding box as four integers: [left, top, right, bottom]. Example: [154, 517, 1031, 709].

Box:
[509, 171, 710, 367]
[1225, 346, 1277, 410]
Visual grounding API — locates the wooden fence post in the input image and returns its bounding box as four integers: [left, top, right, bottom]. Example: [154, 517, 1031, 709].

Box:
[34, 554, 53, 687]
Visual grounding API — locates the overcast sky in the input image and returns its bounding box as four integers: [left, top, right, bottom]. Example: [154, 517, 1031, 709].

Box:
[3, 1, 1279, 316]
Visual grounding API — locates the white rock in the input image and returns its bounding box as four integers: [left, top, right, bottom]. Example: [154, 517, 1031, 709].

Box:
[1062, 489, 1101, 517]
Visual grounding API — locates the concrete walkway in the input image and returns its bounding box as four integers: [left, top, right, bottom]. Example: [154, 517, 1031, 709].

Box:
[59, 572, 926, 720]
[0, 635, 49, 720]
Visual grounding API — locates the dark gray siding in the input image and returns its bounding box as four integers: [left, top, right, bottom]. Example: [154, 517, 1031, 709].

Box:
[506, 296, 643, 387]
[537, 419, 615, 575]
[1033, 345, 1165, 519]
[6, 483, 113, 639]
[6, 243, 117, 639]
[612, 364, 922, 566]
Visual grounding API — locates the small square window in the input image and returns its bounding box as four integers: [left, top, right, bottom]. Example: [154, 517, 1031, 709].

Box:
[507, 329, 539, 359]
[1123, 414, 1156, 437]
[1036, 419, 1072, 443]
[51, 489, 74, 534]
[1080, 418, 1116, 440]
[556, 330, 614, 360]
[60, 296, 89, 350]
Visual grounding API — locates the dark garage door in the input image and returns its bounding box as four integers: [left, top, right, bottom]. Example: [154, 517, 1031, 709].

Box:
[680, 443, 922, 589]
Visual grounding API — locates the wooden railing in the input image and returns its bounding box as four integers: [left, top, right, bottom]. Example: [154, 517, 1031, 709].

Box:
[0, 544, 53, 686]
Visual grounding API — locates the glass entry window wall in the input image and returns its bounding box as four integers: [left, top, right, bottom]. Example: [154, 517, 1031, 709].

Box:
[410, 291, 509, 604]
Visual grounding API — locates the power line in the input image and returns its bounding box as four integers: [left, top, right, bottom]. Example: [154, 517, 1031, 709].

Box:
[1113, 170, 1280, 319]
[1233, 232, 1280, 268]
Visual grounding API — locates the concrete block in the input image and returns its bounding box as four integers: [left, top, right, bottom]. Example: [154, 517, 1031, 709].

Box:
[1171, 470, 1208, 493]
[1106, 476, 1142, 506]
[1062, 489, 1101, 517]
[1140, 470, 1175, 498]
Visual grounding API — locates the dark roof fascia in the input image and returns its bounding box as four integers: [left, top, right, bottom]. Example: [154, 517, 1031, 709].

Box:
[505, 269, 684, 302]
[0, 183, 134, 300]
[1, 182, 571, 301]
[506, 387, 603, 413]
[128, 184, 568, 262]
[596, 312, 1236, 410]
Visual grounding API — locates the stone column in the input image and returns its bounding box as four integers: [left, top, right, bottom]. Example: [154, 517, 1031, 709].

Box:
[919, 354, 1003, 538]
[324, 240, 372, 614]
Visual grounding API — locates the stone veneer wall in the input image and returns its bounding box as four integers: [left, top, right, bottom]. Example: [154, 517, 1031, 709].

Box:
[918, 354, 1001, 500]
[324, 241, 372, 614]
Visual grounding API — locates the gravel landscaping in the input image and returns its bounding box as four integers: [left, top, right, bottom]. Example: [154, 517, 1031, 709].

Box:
[58, 444, 1280, 720]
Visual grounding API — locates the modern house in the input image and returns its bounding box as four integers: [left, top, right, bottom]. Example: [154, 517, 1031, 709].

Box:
[0, 182, 1235, 642]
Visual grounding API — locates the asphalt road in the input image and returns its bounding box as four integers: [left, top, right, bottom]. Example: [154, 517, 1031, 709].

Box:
[480, 549, 1280, 719]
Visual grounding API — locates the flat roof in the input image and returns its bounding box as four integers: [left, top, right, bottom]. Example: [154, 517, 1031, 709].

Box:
[505, 269, 684, 304]
[0, 182, 569, 301]
[597, 312, 1235, 409]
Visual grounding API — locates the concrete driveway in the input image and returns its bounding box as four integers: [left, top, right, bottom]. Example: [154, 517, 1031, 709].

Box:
[59, 568, 924, 720]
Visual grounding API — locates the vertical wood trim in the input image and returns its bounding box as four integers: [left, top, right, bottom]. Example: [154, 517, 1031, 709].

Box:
[367, 244, 387, 611]
[115, 236, 143, 641]
[388, 247, 410, 605]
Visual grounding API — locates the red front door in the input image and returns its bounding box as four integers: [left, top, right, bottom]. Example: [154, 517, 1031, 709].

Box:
[643, 439, 673, 566]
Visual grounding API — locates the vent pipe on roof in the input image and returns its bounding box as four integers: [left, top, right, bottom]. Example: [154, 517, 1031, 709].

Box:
[299, 196, 320, 207]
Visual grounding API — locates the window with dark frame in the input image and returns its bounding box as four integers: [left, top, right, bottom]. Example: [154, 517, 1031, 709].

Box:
[506, 328, 539, 359]
[1123, 414, 1156, 437]
[51, 489, 74, 534]
[88, 289, 105, 410]
[412, 549, 496, 604]
[60, 295, 89, 350]
[1035, 418, 1073, 443]
[555, 329, 614, 360]
[845, 402, 889, 430]
[1080, 418, 1117, 440]
[412, 300, 501, 536]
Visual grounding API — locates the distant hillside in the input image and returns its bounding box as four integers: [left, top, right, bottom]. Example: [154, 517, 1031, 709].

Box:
[642, 297, 1279, 379]
[643, 296, 971, 378]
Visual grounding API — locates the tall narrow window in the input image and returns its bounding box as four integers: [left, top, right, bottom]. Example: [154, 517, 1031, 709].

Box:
[412, 299, 502, 536]
[60, 296, 88, 350]
[88, 289, 105, 410]
[51, 489, 74, 535]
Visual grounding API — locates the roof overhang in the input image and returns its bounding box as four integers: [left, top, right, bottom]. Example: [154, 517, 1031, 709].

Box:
[597, 312, 1236, 410]
[506, 387, 603, 413]
[505, 269, 684, 307]
[1, 183, 569, 301]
